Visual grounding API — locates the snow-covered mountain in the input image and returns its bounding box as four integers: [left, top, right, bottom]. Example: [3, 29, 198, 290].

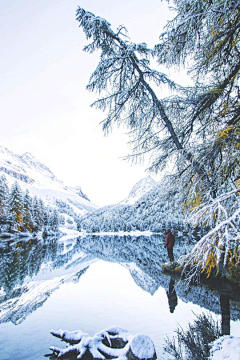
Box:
[0, 145, 98, 216]
[120, 175, 156, 205]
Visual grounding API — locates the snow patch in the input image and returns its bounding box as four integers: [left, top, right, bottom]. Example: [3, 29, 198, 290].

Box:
[209, 336, 240, 360]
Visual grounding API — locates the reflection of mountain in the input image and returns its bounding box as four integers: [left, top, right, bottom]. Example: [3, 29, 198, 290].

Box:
[0, 237, 96, 324]
[123, 263, 159, 295]
[76, 235, 240, 321]
[0, 273, 82, 325]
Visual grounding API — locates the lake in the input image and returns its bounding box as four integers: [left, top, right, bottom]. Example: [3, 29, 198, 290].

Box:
[0, 234, 239, 359]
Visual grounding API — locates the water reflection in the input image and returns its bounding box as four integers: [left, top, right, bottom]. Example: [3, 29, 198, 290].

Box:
[0, 234, 239, 330]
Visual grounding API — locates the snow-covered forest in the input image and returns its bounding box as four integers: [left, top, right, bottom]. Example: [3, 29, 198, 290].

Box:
[78, 178, 186, 234]
[0, 175, 60, 236]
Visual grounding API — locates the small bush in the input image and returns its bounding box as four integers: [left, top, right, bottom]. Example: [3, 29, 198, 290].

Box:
[164, 313, 221, 360]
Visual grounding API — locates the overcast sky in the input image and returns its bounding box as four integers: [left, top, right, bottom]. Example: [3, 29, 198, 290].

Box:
[0, 0, 175, 206]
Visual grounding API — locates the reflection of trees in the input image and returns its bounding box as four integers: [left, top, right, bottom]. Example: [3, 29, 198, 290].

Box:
[77, 234, 191, 287]
[0, 238, 45, 296]
[76, 235, 240, 322]
[0, 236, 85, 297]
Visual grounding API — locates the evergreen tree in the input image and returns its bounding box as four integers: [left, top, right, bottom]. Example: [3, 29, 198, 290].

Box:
[49, 208, 59, 232]
[38, 198, 45, 229]
[8, 182, 24, 232]
[22, 190, 34, 232]
[32, 196, 41, 232]
[0, 175, 9, 227]
[43, 207, 49, 227]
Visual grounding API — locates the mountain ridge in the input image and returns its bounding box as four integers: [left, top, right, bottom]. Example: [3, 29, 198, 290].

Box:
[120, 175, 156, 205]
[0, 145, 98, 216]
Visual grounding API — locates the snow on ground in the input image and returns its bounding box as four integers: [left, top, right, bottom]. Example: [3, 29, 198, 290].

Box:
[209, 336, 240, 360]
[59, 227, 82, 236]
[81, 230, 154, 236]
[58, 228, 84, 244]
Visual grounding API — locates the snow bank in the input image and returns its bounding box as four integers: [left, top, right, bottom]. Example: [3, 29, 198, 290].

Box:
[209, 336, 240, 360]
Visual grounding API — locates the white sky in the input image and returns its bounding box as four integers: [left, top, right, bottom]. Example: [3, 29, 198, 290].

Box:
[0, 0, 175, 206]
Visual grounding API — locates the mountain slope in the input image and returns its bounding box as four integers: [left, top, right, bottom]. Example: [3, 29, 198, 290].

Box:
[120, 175, 156, 205]
[0, 145, 98, 216]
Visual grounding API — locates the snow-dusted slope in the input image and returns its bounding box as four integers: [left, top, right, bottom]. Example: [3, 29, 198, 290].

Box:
[120, 175, 156, 205]
[0, 145, 98, 215]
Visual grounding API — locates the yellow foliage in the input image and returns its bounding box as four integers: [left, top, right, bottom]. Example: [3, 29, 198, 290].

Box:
[217, 125, 234, 139]
[201, 250, 218, 278]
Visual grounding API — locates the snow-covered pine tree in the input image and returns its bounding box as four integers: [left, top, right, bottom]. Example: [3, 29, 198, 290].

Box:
[22, 189, 34, 232]
[42, 207, 50, 237]
[32, 196, 42, 232]
[0, 175, 9, 228]
[8, 182, 24, 232]
[49, 208, 59, 233]
[38, 198, 45, 229]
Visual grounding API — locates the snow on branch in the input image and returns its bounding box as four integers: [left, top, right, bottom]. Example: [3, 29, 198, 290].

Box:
[181, 188, 240, 282]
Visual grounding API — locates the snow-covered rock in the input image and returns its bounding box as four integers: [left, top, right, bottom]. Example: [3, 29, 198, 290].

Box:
[209, 336, 240, 360]
[49, 326, 156, 360]
[120, 175, 156, 205]
[0, 145, 98, 216]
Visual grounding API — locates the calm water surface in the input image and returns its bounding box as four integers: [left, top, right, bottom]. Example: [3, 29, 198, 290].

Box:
[0, 234, 239, 359]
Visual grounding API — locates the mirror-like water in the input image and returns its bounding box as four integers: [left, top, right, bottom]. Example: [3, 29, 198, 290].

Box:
[0, 234, 239, 359]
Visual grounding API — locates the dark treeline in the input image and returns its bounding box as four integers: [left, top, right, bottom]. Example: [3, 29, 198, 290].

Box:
[0, 175, 59, 236]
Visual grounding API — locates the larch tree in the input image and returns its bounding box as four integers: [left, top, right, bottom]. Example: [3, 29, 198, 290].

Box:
[76, 0, 240, 279]
[155, 0, 240, 279]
